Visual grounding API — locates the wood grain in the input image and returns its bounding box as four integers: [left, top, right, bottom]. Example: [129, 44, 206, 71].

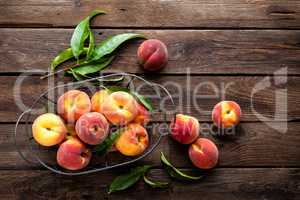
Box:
[0, 168, 298, 200]
[0, 0, 300, 28]
[4, 75, 300, 123]
[0, 29, 300, 74]
[5, 122, 300, 169]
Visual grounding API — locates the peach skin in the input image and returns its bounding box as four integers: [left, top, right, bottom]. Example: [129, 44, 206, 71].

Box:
[115, 123, 149, 156]
[133, 103, 150, 125]
[32, 113, 67, 147]
[75, 112, 109, 145]
[212, 101, 241, 129]
[101, 91, 138, 125]
[189, 138, 219, 169]
[57, 137, 91, 170]
[170, 114, 199, 144]
[91, 89, 109, 113]
[137, 39, 168, 71]
[57, 90, 91, 123]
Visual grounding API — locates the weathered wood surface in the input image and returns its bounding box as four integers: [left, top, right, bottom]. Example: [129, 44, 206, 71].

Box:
[3, 75, 299, 123]
[0, 0, 300, 28]
[0, 29, 300, 74]
[4, 122, 300, 169]
[0, 168, 299, 200]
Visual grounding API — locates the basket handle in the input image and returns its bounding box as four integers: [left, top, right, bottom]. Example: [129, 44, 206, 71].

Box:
[14, 109, 37, 165]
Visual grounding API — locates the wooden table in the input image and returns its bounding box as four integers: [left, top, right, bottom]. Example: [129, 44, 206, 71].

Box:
[0, 1, 300, 199]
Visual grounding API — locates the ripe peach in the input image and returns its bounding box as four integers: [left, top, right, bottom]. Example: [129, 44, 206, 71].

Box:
[189, 138, 219, 169]
[57, 90, 91, 123]
[133, 103, 150, 125]
[91, 89, 109, 113]
[57, 137, 91, 170]
[115, 123, 149, 156]
[170, 114, 199, 144]
[32, 113, 67, 146]
[75, 112, 109, 145]
[212, 101, 241, 129]
[101, 91, 138, 125]
[137, 39, 168, 71]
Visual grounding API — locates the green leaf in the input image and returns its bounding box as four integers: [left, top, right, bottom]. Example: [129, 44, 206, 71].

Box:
[93, 130, 121, 156]
[86, 27, 95, 60]
[107, 86, 130, 94]
[69, 69, 85, 81]
[160, 152, 203, 181]
[70, 17, 90, 59]
[109, 165, 152, 194]
[92, 33, 146, 61]
[143, 174, 169, 188]
[51, 48, 89, 71]
[132, 92, 154, 112]
[71, 10, 105, 59]
[71, 55, 115, 75]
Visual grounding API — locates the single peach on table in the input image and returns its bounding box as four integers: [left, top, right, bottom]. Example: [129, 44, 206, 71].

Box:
[57, 137, 91, 170]
[57, 90, 91, 123]
[91, 89, 109, 113]
[115, 123, 149, 156]
[133, 103, 150, 125]
[101, 91, 138, 125]
[75, 112, 109, 145]
[170, 114, 199, 144]
[32, 113, 67, 147]
[189, 138, 219, 169]
[212, 101, 241, 129]
[137, 39, 168, 71]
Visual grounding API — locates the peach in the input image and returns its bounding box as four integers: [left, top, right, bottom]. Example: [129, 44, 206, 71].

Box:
[32, 113, 67, 146]
[57, 137, 91, 170]
[170, 114, 199, 144]
[91, 89, 109, 113]
[101, 91, 138, 125]
[189, 138, 219, 169]
[57, 90, 91, 123]
[137, 39, 168, 71]
[212, 101, 241, 129]
[115, 123, 149, 156]
[133, 103, 150, 125]
[75, 112, 109, 145]
[65, 124, 77, 140]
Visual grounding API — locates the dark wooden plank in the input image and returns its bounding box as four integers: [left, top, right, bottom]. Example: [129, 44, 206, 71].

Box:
[0, 0, 300, 28]
[4, 122, 300, 169]
[0, 168, 298, 200]
[4, 75, 300, 123]
[0, 29, 300, 74]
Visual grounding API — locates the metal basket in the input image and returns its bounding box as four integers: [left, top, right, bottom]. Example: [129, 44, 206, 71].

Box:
[15, 73, 175, 175]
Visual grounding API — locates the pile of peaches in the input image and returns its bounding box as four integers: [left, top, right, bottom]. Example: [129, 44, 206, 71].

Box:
[32, 89, 151, 170]
[170, 101, 241, 169]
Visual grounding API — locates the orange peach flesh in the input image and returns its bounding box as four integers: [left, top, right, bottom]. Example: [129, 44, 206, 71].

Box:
[32, 113, 67, 147]
[101, 91, 138, 125]
[57, 90, 91, 123]
[189, 138, 219, 169]
[57, 138, 91, 171]
[170, 114, 199, 144]
[115, 123, 149, 156]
